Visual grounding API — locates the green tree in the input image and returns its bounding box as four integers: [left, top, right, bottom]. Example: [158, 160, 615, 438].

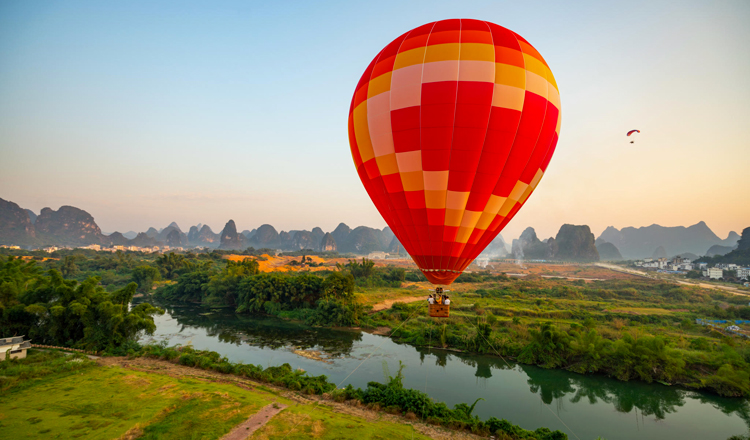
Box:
[205, 259, 259, 306]
[131, 265, 161, 293]
[60, 255, 79, 278]
[323, 271, 355, 301]
[156, 252, 185, 279]
[339, 258, 375, 279]
[0, 266, 163, 352]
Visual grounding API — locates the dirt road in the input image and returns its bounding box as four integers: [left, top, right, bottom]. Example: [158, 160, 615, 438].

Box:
[370, 296, 425, 312]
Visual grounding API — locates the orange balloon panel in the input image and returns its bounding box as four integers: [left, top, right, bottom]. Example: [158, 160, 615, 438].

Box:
[348, 19, 561, 285]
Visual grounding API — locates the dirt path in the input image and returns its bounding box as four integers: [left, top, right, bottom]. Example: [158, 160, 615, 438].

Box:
[370, 296, 424, 312]
[220, 403, 287, 440]
[507, 273, 605, 281]
[676, 280, 749, 297]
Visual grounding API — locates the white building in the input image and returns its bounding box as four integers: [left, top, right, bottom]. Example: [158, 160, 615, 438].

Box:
[367, 251, 388, 260]
[0, 336, 31, 361]
[698, 262, 708, 269]
[703, 267, 724, 279]
[737, 268, 750, 280]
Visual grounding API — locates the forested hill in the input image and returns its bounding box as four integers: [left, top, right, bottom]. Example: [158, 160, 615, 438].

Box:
[697, 227, 750, 266]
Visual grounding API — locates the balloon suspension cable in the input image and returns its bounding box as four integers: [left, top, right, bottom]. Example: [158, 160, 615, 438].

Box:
[282, 304, 423, 440]
[469, 319, 582, 440]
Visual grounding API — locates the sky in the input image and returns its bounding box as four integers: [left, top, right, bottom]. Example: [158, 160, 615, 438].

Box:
[0, 0, 748, 241]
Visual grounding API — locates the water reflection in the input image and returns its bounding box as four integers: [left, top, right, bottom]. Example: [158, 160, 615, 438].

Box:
[415, 343, 750, 427]
[154, 302, 362, 356]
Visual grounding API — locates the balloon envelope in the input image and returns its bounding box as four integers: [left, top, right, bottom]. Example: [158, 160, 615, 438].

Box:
[348, 19, 561, 284]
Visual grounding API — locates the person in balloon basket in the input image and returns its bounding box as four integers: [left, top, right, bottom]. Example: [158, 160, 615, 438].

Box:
[427, 294, 435, 305]
[444, 296, 451, 306]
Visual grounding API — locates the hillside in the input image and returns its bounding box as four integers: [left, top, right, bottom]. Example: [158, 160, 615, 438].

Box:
[35, 206, 107, 246]
[596, 240, 623, 260]
[706, 244, 736, 257]
[698, 227, 750, 266]
[478, 234, 509, 258]
[512, 225, 600, 262]
[0, 198, 37, 245]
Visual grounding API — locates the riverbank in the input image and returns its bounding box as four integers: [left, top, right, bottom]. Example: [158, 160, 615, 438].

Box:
[0, 349, 562, 440]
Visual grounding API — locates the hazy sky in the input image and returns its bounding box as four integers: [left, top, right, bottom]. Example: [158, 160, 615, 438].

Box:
[1, 0, 748, 241]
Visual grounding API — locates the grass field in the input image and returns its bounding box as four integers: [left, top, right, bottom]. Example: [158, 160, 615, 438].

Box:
[0, 352, 273, 439]
[0, 351, 453, 440]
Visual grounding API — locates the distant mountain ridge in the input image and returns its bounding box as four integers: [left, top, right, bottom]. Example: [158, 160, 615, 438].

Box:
[0, 198, 408, 254]
[597, 222, 739, 259]
[2, 198, 745, 263]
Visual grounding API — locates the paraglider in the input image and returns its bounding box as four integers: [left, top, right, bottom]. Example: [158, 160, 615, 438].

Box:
[627, 129, 640, 143]
[347, 19, 561, 298]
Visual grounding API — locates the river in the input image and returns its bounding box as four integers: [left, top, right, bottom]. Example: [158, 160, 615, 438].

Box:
[138, 302, 750, 440]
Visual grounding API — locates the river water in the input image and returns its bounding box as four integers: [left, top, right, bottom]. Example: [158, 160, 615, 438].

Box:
[138, 302, 749, 440]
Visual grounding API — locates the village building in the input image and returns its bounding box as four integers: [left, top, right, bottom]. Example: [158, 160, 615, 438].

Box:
[0, 336, 31, 360]
[703, 267, 724, 279]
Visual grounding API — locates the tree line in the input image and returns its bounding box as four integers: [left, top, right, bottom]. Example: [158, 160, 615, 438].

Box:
[0, 256, 162, 353]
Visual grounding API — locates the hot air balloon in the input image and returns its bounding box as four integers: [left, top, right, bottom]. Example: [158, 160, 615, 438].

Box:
[348, 19, 561, 297]
[627, 129, 640, 143]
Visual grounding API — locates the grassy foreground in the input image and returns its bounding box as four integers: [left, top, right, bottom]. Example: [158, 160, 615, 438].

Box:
[0, 350, 438, 440]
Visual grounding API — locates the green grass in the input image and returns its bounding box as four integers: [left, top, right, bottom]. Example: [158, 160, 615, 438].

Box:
[253, 403, 432, 440]
[0, 351, 274, 439]
[0, 350, 451, 440]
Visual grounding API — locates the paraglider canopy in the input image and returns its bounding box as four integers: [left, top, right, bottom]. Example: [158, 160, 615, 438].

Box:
[627, 129, 640, 144]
